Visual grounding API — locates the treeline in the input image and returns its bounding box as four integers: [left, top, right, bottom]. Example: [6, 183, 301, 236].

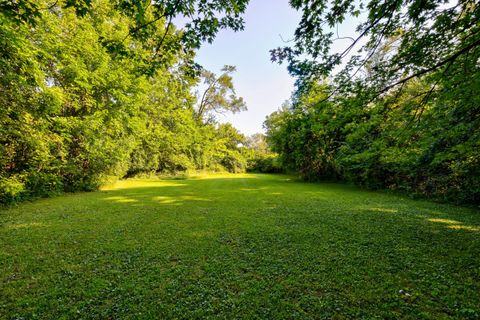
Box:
[266, 0, 480, 205]
[265, 79, 479, 204]
[0, 0, 250, 204]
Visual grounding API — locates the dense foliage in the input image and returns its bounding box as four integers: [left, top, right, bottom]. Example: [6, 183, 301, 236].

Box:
[0, 0, 250, 204]
[266, 79, 480, 204]
[266, 0, 480, 205]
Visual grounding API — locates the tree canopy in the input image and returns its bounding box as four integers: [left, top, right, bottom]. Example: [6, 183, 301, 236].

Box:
[272, 0, 479, 97]
[1, 0, 250, 75]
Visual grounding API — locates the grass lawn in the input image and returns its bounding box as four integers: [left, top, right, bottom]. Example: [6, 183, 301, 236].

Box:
[1, 173, 479, 319]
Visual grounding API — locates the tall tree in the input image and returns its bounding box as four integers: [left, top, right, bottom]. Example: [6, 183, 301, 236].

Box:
[245, 133, 269, 156]
[195, 65, 247, 122]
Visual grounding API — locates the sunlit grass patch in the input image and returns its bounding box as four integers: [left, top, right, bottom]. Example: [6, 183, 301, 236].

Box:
[448, 225, 480, 232]
[102, 180, 188, 191]
[428, 218, 463, 225]
[5, 222, 49, 230]
[428, 218, 480, 232]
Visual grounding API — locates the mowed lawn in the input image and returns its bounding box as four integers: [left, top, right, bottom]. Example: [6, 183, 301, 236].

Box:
[1, 174, 479, 319]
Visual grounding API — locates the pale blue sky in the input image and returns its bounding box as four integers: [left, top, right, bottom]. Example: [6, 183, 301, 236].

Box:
[195, 0, 301, 136]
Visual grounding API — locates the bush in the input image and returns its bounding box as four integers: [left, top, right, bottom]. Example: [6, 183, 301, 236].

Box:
[247, 155, 284, 173]
[0, 176, 26, 205]
[24, 172, 64, 197]
[219, 151, 247, 173]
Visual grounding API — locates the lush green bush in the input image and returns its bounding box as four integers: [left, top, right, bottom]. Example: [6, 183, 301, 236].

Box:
[220, 151, 247, 173]
[247, 155, 284, 173]
[23, 172, 63, 197]
[0, 176, 25, 205]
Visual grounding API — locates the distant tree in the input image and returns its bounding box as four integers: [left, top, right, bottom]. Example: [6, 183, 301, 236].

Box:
[216, 123, 246, 148]
[244, 132, 283, 174]
[218, 123, 247, 173]
[196, 65, 247, 122]
[245, 133, 269, 156]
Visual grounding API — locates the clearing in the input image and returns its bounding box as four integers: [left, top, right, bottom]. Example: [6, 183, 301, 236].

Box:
[1, 174, 479, 319]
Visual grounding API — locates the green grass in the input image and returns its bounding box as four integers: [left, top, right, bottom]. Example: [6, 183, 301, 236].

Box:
[1, 173, 479, 319]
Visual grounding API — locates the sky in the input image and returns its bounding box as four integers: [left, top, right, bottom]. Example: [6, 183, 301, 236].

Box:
[194, 0, 302, 136]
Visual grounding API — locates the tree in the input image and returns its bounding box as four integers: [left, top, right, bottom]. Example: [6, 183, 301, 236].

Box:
[195, 65, 247, 122]
[215, 123, 247, 173]
[245, 133, 269, 156]
[265, 69, 480, 203]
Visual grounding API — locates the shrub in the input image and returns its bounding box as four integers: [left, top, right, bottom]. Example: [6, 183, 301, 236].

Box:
[247, 155, 284, 173]
[0, 176, 26, 205]
[24, 172, 64, 197]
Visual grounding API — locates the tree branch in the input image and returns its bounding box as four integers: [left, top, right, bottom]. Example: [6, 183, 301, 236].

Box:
[379, 36, 480, 94]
